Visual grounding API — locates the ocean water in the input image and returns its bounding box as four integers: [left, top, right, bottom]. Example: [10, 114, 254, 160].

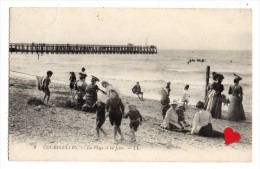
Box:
[10, 49, 252, 114]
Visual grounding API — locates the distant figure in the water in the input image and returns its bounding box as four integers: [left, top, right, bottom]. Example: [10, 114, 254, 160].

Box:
[181, 84, 190, 106]
[226, 74, 246, 121]
[230, 60, 233, 63]
[208, 73, 224, 119]
[69, 72, 76, 92]
[42, 71, 53, 104]
[132, 82, 144, 101]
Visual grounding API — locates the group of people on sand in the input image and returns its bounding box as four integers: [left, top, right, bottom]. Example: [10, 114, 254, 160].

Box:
[39, 67, 246, 142]
[159, 72, 246, 138]
[204, 72, 246, 121]
[68, 67, 143, 142]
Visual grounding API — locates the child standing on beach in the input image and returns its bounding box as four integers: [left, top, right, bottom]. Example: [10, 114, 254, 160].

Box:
[124, 105, 143, 142]
[105, 90, 125, 143]
[181, 84, 190, 105]
[42, 71, 53, 104]
[93, 100, 107, 139]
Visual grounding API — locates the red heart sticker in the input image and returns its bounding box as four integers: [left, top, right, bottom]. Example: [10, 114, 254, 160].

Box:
[224, 128, 241, 145]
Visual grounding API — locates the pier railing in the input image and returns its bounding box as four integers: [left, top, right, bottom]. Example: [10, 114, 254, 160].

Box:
[9, 43, 157, 54]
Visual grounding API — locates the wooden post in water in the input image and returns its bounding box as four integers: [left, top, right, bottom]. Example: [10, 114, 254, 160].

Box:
[205, 66, 210, 101]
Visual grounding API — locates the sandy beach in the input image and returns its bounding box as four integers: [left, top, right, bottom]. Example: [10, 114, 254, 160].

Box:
[8, 75, 252, 161]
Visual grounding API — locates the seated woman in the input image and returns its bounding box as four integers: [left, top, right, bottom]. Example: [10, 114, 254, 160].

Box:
[161, 100, 190, 131]
[187, 101, 223, 137]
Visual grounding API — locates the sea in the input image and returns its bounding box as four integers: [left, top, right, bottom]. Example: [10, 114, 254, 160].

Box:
[10, 49, 252, 116]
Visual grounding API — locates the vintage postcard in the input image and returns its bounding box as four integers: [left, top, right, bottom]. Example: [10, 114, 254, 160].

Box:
[8, 7, 253, 162]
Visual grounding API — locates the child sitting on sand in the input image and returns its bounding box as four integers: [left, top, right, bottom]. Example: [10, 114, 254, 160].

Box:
[176, 104, 190, 129]
[181, 84, 190, 105]
[42, 71, 53, 104]
[124, 105, 143, 142]
[105, 90, 125, 143]
[93, 100, 107, 139]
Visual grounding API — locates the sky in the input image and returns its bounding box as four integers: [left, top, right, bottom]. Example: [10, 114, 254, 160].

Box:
[10, 8, 252, 50]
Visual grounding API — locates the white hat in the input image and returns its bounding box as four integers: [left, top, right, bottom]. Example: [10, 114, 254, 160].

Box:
[171, 99, 179, 105]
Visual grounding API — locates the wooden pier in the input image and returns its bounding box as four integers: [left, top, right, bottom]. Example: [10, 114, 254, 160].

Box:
[9, 43, 157, 54]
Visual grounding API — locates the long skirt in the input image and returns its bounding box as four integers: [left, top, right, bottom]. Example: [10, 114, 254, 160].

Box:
[198, 123, 224, 138]
[210, 95, 222, 119]
[227, 95, 246, 121]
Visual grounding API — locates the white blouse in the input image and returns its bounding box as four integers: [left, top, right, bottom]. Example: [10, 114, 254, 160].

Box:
[190, 110, 212, 134]
[161, 107, 182, 129]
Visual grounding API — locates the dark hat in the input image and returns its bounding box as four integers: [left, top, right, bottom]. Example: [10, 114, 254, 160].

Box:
[212, 72, 218, 81]
[234, 73, 242, 81]
[91, 75, 100, 82]
[213, 72, 224, 81]
[196, 101, 204, 109]
[217, 74, 224, 80]
[82, 67, 86, 71]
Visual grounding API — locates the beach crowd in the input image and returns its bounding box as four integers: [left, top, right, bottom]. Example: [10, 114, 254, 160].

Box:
[37, 67, 246, 143]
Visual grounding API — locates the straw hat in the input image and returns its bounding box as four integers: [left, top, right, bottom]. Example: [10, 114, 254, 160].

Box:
[171, 99, 179, 105]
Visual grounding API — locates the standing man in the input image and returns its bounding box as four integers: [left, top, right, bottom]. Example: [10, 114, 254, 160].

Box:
[132, 82, 144, 101]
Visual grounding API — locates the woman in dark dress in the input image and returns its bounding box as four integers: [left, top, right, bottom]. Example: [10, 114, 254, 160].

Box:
[227, 75, 246, 121]
[210, 73, 224, 119]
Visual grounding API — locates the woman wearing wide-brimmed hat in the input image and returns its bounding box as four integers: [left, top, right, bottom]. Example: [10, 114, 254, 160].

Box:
[187, 101, 223, 137]
[226, 74, 246, 121]
[208, 72, 225, 119]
